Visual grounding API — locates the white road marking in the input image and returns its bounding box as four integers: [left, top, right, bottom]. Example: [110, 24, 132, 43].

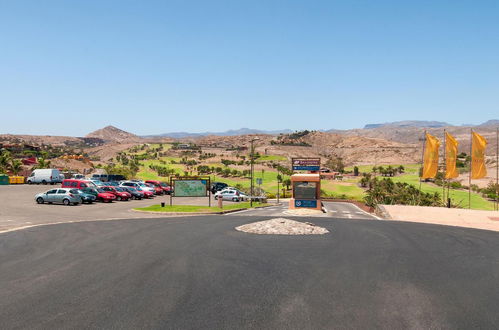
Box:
[342, 211, 350, 213]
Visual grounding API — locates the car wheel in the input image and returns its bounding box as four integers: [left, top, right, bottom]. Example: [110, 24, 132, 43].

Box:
[28, 180, 32, 185]
[42, 180, 47, 185]
[36, 197, 44, 204]
[214, 196, 218, 200]
[233, 197, 239, 202]
[63, 199, 70, 206]
[117, 196, 122, 201]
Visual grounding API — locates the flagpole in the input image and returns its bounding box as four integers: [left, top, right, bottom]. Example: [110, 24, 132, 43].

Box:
[443, 129, 446, 205]
[419, 130, 426, 206]
[469, 129, 473, 209]
[496, 127, 498, 211]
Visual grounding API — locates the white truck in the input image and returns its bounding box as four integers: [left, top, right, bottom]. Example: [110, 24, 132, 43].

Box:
[26, 169, 64, 185]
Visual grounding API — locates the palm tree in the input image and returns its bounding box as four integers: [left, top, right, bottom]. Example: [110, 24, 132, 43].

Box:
[10, 159, 23, 175]
[36, 158, 51, 169]
[0, 150, 12, 173]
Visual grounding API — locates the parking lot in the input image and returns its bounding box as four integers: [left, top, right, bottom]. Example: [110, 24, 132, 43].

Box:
[0, 185, 226, 232]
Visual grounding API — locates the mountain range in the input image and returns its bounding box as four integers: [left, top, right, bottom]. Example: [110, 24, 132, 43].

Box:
[143, 128, 294, 138]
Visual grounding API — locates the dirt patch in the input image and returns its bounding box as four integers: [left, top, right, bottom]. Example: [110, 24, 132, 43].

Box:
[235, 218, 329, 235]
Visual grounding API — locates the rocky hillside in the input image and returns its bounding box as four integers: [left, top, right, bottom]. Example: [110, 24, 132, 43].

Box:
[85, 126, 141, 143]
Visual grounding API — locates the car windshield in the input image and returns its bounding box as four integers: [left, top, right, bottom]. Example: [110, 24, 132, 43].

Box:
[115, 187, 125, 192]
[127, 187, 137, 192]
[69, 189, 83, 194]
[96, 188, 105, 193]
[160, 183, 168, 187]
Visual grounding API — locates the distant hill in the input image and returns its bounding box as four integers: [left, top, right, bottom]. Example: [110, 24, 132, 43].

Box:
[363, 121, 451, 129]
[145, 128, 293, 138]
[86, 125, 141, 143]
[478, 119, 499, 127]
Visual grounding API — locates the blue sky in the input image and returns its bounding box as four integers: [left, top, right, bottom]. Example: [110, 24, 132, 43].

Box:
[1, 0, 498, 136]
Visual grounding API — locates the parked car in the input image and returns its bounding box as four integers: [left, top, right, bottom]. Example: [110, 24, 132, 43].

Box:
[68, 188, 96, 204]
[27, 169, 64, 185]
[214, 189, 247, 202]
[91, 173, 109, 182]
[82, 187, 116, 203]
[106, 181, 121, 187]
[145, 182, 164, 195]
[121, 186, 144, 200]
[159, 182, 173, 195]
[101, 186, 131, 201]
[145, 181, 173, 195]
[35, 188, 82, 206]
[108, 174, 126, 181]
[136, 186, 154, 198]
[88, 179, 105, 186]
[217, 187, 248, 200]
[71, 174, 86, 179]
[61, 179, 97, 190]
[211, 182, 228, 194]
[121, 181, 156, 195]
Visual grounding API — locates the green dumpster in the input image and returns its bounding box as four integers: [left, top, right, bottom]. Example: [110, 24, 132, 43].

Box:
[0, 174, 9, 185]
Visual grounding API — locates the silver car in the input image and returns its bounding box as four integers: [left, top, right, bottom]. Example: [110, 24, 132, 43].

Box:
[214, 189, 247, 202]
[35, 188, 82, 206]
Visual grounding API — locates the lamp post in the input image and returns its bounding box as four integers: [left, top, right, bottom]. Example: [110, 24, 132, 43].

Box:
[250, 137, 260, 207]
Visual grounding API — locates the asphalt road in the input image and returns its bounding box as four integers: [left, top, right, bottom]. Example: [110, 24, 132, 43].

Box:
[236, 201, 377, 220]
[0, 185, 230, 232]
[2, 215, 499, 329]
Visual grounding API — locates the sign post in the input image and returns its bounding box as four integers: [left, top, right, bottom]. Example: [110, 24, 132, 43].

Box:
[291, 158, 321, 172]
[289, 158, 322, 211]
[169, 176, 211, 207]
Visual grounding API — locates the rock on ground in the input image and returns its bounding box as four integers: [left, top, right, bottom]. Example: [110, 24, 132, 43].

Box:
[235, 218, 329, 235]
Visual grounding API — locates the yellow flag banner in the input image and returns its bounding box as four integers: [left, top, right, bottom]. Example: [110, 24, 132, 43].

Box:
[422, 133, 440, 179]
[445, 132, 459, 179]
[471, 132, 487, 179]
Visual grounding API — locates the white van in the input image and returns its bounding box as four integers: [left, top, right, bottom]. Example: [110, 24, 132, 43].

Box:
[26, 169, 63, 185]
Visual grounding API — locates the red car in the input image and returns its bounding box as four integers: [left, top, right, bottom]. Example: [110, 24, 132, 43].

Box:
[145, 182, 164, 195]
[101, 186, 131, 201]
[145, 180, 172, 194]
[136, 187, 154, 198]
[89, 188, 116, 203]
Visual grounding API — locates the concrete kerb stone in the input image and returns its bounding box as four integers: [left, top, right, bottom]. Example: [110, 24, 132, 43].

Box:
[375, 205, 391, 220]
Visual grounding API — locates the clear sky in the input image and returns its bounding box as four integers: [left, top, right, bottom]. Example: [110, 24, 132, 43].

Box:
[1, 0, 498, 136]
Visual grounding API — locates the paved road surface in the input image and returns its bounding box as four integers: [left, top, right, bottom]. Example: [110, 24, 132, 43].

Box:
[237, 201, 377, 220]
[2, 215, 499, 329]
[0, 185, 230, 232]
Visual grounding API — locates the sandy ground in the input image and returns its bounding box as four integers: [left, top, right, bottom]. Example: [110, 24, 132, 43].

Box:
[380, 204, 499, 232]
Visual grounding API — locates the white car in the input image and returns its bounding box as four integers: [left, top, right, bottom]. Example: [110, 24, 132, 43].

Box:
[214, 189, 247, 202]
[120, 181, 155, 194]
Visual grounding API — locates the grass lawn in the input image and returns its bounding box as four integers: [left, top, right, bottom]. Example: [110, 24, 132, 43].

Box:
[135, 202, 269, 213]
[255, 155, 287, 162]
[345, 163, 421, 174]
[320, 181, 366, 201]
[390, 173, 495, 210]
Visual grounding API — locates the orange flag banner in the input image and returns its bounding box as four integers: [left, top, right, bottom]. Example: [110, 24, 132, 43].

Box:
[445, 132, 459, 179]
[471, 132, 487, 179]
[422, 133, 440, 179]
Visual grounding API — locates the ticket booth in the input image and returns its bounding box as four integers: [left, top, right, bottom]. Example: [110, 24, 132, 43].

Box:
[289, 173, 321, 211]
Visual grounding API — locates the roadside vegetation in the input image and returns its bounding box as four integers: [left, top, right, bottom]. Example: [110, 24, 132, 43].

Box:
[135, 201, 269, 213]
